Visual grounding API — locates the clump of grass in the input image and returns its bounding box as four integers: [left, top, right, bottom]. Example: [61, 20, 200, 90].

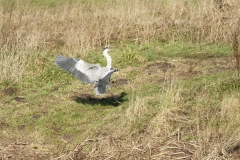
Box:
[0, 51, 28, 86]
[194, 95, 240, 159]
[148, 80, 184, 138]
[126, 95, 147, 122]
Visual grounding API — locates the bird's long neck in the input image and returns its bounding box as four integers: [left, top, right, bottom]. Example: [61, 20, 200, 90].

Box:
[103, 50, 112, 69]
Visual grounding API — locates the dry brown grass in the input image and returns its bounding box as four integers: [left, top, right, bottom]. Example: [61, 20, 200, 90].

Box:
[54, 81, 240, 159]
[55, 136, 198, 159]
[104, 74, 240, 159]
[0, 51, 28, 84]
[192, 95, 240, 159]
[1, 0, 240, 83]
[126, 95, 147, 122]
[1, 0, 240, 52]
[233, 29, 240, 77]
[148, 80, 184, 137]
[1, 0, 240, 159]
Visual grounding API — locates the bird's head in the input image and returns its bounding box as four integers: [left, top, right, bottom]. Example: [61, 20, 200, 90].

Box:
[102, 46, 112, 68]
[103, 46, 110, 53]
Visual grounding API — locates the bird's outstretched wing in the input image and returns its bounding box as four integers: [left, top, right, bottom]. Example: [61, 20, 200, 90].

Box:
[55, 55, 100, 84]
[94, 69, 116, 94]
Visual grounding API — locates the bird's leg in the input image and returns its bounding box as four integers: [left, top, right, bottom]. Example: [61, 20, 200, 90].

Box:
[107, 86, 121, 104]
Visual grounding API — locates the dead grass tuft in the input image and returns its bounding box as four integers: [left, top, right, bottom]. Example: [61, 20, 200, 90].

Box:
[0, 51, 28, 84]
[126, 95, 147, 122]
[148, 80, 184, 138]
[194, 95, 240, 159]
[222, 128, 240, 157]
[56, 136, 198, 159]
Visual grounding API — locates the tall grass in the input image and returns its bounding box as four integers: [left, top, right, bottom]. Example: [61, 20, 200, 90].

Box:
[0, 51, 28, 84]
[1, 0, 239, 83]
[1, 0, 240, 52]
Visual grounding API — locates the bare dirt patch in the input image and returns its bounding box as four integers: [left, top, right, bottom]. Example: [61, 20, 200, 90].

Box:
[112, 78, 129, 87]
[231, 146, 240, 159]
[12, 96, 26, 103]
[33, 111, 48, 120]
[0, 122, 9, 129]
[145, 61, 176, 73]
[143, 57, 235, 82]
[0, 143, 49, 160]
[50, 82, 70, 92]
[1, 87, 18, 96]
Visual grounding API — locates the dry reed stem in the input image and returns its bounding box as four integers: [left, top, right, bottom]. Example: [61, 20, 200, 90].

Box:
[233, 30, 240, 77]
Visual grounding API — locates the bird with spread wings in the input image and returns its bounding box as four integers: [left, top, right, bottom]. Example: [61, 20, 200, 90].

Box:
[55, 47, 119, 102]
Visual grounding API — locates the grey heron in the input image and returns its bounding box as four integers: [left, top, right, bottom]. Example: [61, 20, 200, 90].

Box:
[55, 47, 119, 102]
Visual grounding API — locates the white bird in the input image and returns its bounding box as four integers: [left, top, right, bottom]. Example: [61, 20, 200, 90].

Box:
[55, 47, 118, 98]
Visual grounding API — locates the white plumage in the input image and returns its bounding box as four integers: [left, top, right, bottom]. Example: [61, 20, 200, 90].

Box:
[55, 47, 117, 95]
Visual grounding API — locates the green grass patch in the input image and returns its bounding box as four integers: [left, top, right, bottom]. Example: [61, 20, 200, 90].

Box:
[1, 41, 239, 157]
[160, 41, 233, 59]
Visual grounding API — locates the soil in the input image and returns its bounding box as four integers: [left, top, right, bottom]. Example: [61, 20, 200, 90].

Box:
[1, 87, 18, 96]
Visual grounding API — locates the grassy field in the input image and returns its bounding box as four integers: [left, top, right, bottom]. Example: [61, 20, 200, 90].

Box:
[1, 0, 240, 159]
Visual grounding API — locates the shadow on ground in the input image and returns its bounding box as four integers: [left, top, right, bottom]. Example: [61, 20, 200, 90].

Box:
[73, 92, 127, 107]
